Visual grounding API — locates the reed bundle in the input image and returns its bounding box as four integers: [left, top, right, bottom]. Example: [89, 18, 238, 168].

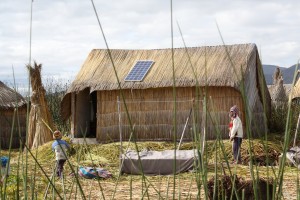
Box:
[27, 62, 54, 149]
[206, 139, 281, 166]
[241, 140, 281, 166]
[207, 175, 274, 200]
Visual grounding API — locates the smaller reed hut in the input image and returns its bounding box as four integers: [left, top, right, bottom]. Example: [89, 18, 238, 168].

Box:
[290, 71, 300, 104]
[0, 81, 27, 149]
[61, 43, 271, 143]
[288, 72, 300, 117]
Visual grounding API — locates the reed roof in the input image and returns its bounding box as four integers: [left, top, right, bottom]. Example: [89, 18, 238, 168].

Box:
[0, 81, 26, 109]
[66, 43, 261, 93]
[291, 79, 300, 100]
[287, 71, 300, 100]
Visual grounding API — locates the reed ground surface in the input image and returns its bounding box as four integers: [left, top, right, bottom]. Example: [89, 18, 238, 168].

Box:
[2, 135, 299, 199]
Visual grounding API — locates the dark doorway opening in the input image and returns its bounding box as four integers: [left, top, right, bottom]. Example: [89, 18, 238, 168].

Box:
[89, 91, 97, 138]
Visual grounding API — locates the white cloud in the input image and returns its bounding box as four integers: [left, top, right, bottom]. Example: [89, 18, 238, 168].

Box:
[1, 0, 300, 85]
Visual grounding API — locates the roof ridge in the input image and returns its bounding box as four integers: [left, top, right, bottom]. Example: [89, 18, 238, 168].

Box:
[91, 43, 255, 51]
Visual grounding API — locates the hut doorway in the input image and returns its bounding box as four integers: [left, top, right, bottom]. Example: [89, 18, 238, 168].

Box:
[89, 91, 97, 138]
[75, 88, 90, 137]
[75, 88, 96, 138]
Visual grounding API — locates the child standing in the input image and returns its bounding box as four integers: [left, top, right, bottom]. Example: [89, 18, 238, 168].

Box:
[52, 130, 70, 178]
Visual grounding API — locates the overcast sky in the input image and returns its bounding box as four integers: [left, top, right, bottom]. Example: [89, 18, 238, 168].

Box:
[1, 0, 300, 88]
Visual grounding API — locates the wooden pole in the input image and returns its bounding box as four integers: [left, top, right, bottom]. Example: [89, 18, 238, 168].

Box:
[177, 108, 192, 150]
[201, 96, 207, 157]
[118, 96, 122, 154]
[117, 96, 123, 174]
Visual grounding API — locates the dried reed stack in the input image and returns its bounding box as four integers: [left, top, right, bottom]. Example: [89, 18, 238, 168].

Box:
[269, 67, 287, 105]
[207, 175, 273, 200]
[27, 62, 54, 149]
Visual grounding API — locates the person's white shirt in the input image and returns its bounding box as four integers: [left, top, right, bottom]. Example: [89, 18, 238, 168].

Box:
[230, 116, 243, 139]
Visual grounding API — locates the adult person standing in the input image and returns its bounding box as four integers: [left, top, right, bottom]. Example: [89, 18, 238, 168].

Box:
[229, 105, 243, 164]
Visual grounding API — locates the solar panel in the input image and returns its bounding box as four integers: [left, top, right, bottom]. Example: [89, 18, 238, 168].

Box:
[125, 60, 154, 81]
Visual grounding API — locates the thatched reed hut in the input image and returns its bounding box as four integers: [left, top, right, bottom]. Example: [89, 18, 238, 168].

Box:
[61, 43, 271, 143]
[289, 70, 300, 102]
[0, 81, 27, 149]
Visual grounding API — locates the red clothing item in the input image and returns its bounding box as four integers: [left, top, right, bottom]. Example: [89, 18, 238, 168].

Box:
[229, 121, 233, 129]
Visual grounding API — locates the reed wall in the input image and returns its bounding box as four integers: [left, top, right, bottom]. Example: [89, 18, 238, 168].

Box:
[96, 86, 252, 143]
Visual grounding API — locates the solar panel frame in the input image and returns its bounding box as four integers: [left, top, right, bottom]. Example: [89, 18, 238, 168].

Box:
[124, 60, 154, 81]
